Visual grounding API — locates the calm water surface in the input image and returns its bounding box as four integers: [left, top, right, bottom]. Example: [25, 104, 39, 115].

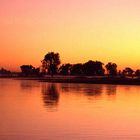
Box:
[0, 79, 140, 140]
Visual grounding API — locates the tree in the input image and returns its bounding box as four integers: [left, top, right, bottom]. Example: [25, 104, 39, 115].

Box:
[83, 60, 104, 76]
[33, 67, 40, 76]
[123, 67, 134, 77]
[20, 65, 40, 76]
[20, 65, 35, 76]
[83, 60, 96, 76]
[70, 64, 83, 75]
[42, 52, 61, 77]
[135, 69, 140, 77]
[82, 60, 104, 76]
[0, 68, 11, 75]
[59, 64, 72, 75]
[105, 62, 117, 76]
[94, 61, 105, 76]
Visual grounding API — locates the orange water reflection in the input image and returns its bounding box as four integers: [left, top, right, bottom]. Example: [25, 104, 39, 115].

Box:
[0, 79, 140, 140]
[42, 83, 59, 111]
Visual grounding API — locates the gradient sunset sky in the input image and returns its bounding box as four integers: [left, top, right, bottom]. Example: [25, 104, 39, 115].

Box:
[1, 0, 140, 71]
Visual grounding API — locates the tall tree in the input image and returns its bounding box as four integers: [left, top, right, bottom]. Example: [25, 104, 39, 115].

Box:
[42, 52, 61, 77]
[105, 62, 117, 76]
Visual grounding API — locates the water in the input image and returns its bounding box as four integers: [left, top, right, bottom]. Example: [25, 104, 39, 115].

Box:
[0, 79, 140, 140]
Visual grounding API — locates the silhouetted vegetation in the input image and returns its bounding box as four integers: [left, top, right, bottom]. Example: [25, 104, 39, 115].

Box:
[105, 62, 117, 76]
[41, 52, 61, 77]
[83, 60, 104, 76]
[122, 67, 134, 77]
[0, 68, 11, 77]
[59, 64, 72, 75]
[135, 69, 140, 77]
[15, 51, 140, 80]
[20, 65, 40, 77]
[70, 63, 83, 75]
[0, 68, 11, 75]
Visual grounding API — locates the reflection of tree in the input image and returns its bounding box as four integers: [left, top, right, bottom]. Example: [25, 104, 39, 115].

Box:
[20, 80, 40, 92]
[61, 84, 82, 93]
[106, 85, 117, 96]
[83, 85, 103, 97]
[60, 84, 103, 98]
[42, 84, 59, 110]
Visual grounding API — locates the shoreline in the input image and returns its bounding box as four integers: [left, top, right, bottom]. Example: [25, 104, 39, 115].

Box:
[39, 77, 140, 85]
[1, 76, 140, 85]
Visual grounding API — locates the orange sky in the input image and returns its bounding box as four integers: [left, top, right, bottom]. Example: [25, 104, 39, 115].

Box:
[1, 0, 140, 71]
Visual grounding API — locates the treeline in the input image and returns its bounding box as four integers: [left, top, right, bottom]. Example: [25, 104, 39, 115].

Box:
[20, 65, 40, 77]
[0, 68, 11, 75]
[20, 52, 140, 77]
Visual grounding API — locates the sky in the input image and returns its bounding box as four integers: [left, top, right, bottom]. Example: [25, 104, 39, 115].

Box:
[1, 0, 140, 71]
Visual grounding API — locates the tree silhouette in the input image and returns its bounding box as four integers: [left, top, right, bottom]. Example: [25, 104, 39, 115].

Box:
[18, 52, 140, 80]
[105, 62, 117, 76]
[94, 61, 105, 76]
[20, 65, 34, 76]
[0, 68, 11, 75]
[42, 52, 61, 77]
[20, 65, 40, 76]
[59, 64, 72, 75]
[33, 68, 40, 76]
[83, 60, 104, 76]
[135, 69, 140, 77]
[83, 60, 96, 76]
[70, 64, 83, 75]
[123, 67, 134, 77]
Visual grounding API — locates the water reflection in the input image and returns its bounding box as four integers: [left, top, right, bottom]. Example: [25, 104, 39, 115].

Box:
[60, 83, 117, 100]
[60, 84, 104, 99]
[106, 85, 117, 95]
[83, 85, 103, 97]
[82, 85, 104, 101]
[61, 84, 84, 93]
[2, 79, 140, 140]
[20, 80, 40, 93]
[41, 83, 117, 111]
[42, 83, 59, 111]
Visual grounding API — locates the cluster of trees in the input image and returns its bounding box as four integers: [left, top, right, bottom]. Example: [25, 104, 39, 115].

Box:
[59, 61, 105, 76]
[40, 52, 105, 76]
[20, 65, 40, 76]
[121, 68, 140, 77]
[20, 52, 140, 77]
[0, 68, 11, 75]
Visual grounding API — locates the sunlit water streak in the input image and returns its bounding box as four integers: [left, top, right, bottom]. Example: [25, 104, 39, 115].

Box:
[0, 79, 140, 140]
